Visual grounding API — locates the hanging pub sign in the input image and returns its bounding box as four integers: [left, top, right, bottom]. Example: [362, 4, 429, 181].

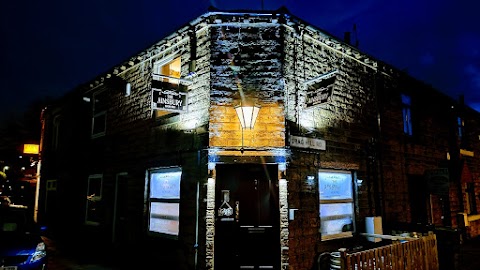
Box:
[151, 78, 187, 112]
[306, 76, 336, 108]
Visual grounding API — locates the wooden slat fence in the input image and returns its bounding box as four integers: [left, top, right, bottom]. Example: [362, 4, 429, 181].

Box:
[341, 233, 439, 270]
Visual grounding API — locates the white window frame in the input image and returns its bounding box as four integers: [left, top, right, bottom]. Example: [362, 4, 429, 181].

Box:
[318, 169, 356, 241]
[147, 167, 181, 238]
[401, 94, 413, 136]
[153, 55, 182, 83]
[152, 56, 183, 119]
[85, 174, 103, 225]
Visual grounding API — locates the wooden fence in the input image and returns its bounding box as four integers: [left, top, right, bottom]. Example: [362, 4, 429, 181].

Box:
[341, 233, 439, 270]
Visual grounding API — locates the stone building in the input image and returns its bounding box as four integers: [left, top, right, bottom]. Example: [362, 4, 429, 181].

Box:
[38, 7, 480, 270]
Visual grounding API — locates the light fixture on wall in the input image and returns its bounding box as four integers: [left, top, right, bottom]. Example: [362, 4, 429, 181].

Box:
[234, 102, 261, 153]
[235, 103, 260, 129]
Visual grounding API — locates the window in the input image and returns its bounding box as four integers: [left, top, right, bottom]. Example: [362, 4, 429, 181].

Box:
[46, 179, 57, 191]
[318, 169, 355, 240]
[457, 117, 464, 140]
[86, 174, 103, 225]
[457, 116, 470, 148]
[466, 183, 477, 215]
[402, 94, 413, 136]
[152, 56, 182, 119]
[154, 57, 181, 83]
[52, 115, 60, 150]
[147, 168, 181, 238]
[91, 90, 107, 138]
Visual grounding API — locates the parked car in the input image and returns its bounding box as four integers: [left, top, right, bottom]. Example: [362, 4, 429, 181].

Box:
[0, 202, 48, 270]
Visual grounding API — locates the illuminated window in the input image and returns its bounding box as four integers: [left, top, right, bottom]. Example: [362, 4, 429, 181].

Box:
[147, 168, 181, 238]
[85, 174, 103, 225]
[318, 169, 355, 240]
[402, 94, 413, 136]
[92, 90, 107, 138]
[154, 57, 181, 83]
[152, 56, 182, 119]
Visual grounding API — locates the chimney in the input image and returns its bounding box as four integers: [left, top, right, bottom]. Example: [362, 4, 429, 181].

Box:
[344, 32, 351, 45]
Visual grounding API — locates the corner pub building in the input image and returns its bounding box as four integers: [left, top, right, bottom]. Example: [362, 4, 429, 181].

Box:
[38, 7, 480, 270]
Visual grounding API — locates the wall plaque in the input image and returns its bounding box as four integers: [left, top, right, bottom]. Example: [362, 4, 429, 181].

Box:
[290, 135, 326, 150]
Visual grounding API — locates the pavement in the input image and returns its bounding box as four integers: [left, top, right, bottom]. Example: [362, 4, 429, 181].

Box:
[434, 227, 480, 270]
[42, 232, 480, 270]
[43, 236, 118, 270]
[453, 237, 480, 270]
[42, 233, 190, 270]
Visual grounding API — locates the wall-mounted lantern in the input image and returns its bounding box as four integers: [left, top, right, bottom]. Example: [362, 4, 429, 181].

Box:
[234, 103, 261, 129]
[234, 102, 261, 153]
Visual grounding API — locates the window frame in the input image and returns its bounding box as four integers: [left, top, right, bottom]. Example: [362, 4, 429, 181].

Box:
[401, 93, 413, 136]
[85, 174, 103, 226]
[146, 167, 182, 239]
[152, 56, 183, 120]
[91, 90, 107, 138]
[457, 116, 464, 140]
[466, 182, 477, 215]
[52, 115, 61, 150]
[318, 169, 356, 241]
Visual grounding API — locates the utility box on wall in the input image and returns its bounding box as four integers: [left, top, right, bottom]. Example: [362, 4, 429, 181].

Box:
[365, 216, 383, 242]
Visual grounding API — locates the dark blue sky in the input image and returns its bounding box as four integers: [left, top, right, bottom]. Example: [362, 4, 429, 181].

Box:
[1, 0, 479, 124]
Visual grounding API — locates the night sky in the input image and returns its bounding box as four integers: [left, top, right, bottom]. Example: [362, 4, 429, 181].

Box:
[1, 0, 479, 125]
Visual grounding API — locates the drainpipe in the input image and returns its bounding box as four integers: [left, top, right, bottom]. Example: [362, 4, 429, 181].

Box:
[34, 107, 46, 223]
[194, 150, 201, 270]
[371, 71, 384, 218]
[456, 95, 465, 213]
[375, 72, 386, 219]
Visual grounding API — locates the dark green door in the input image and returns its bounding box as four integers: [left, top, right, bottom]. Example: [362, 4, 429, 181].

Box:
[215, 164, 280, 270]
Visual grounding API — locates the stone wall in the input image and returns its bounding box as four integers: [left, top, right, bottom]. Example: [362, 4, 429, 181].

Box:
[282, 17, 379, 269]
[40, 10, 480, 270]
[208, 16, 285, 149]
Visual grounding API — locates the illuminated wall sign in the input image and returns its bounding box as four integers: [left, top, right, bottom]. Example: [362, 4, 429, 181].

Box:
[305, 73, 336, 108]
[23, 144, 39, 154]
[290, 135, 326, 150]
[151, 79, 187, 112]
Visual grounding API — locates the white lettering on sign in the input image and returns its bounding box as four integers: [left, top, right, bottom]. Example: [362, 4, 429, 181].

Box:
[290, 135, 326, 150]
[157, 96, 183, 107]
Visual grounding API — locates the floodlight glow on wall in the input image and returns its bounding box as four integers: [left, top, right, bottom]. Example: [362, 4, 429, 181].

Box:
[235, 103, 260, 129]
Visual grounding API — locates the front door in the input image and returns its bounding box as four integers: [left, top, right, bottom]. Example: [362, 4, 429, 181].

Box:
[215, 163, 280, 270]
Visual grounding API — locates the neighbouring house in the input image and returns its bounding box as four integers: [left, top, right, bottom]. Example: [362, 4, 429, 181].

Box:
[38, 7, 480, 270]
